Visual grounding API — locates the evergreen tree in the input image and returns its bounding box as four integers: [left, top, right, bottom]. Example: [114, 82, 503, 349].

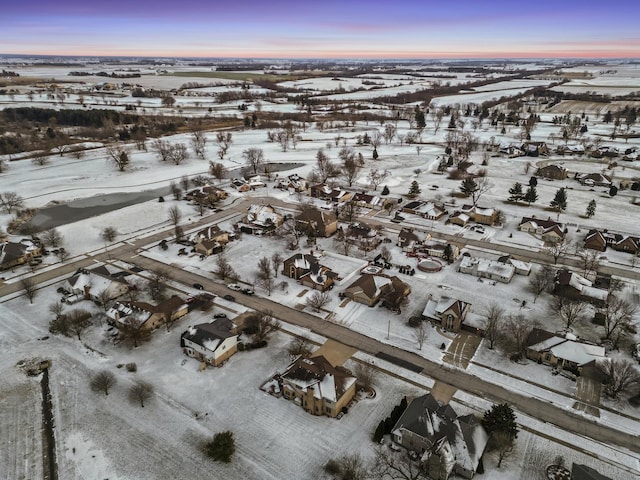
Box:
[415, 110, 426, 129]
[372, 147, 378, 160]
[609, 185, 618, 197]
[585, 199, 596, 218]
[448, 114, 457, 129]
[482, 403, 518, 441]
[381, 185, 390, 195]
[408, 180, 421, 199]
[529, 176, 537, 187]
[550, 187, 568, 212]
[443, 244, 453, 263]
[373, 420, 386, 443]
[524, 185, 538, 205]
[459, 177, 478, 198]
[508, 182, 524, 202]
[206, 431, 236, 463]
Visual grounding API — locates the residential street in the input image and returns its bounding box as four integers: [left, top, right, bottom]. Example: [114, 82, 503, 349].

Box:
[2, 197, 639, 455]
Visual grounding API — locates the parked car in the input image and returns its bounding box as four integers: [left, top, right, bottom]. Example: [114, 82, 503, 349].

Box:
[227, 283, 242, 291]
[223, 294, 235, 302]
[193, 283, 204, 290]
[213, 313, 228, 318]
[241, 288, 255, 296]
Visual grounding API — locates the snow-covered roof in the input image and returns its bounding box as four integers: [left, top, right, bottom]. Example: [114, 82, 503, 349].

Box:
[550, 341, 606, 366]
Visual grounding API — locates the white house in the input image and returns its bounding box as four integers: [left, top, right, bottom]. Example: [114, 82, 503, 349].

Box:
[180, 318, 238, 367]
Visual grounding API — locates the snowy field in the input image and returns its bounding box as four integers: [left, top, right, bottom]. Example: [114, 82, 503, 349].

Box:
[2, 60, 640, 479]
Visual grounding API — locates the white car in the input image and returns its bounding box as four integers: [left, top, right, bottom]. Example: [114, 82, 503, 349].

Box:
[227, 283, 242, 291]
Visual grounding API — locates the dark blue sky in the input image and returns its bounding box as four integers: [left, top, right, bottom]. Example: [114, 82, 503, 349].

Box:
[2, 1, 639, 58]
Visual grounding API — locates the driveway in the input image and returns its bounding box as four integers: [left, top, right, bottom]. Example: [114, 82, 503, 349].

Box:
[573, 375, 602, 418]
[443, 331, 481, 369]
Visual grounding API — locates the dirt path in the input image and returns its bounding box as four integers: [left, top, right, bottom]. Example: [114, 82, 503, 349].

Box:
[41, 367, 58, 480]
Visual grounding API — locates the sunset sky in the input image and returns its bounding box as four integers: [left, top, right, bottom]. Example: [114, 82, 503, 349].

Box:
[1, 0, 639, 58]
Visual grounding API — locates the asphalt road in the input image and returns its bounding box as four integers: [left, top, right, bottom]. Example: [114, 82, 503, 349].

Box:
[3, 196, 640, 454]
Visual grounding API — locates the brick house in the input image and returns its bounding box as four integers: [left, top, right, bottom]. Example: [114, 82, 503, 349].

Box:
[282, 253, 337, 292]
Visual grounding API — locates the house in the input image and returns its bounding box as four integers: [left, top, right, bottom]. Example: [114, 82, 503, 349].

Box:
[554, 269, 608, 305]
[458, 256, 515, 283]
[584, 229, 640, 254]
[185, 185, 227, 205]
[502, 257, 532, 276]
[180, 317, 238, 366]
[230, 178, 251, 192]
[352, 192, 383, 209]
[584, 230, 606, 252]
[345, 222, 380, 251]
[397, 228, 422, 252]
[498, 144, 524, 157]
[0, 239, 41, 270]
[575, 172, 612, 187]
[392, 393, 488, 479]
[189, 225, 229, 246]
[448, 211, 471, 226]
[556, 144, 585, 155]
[275, 174, 309, 194]
[296, 208, 338, 238]
[402, 201, 447, 220]
[282, 253, 337, 292]
[279, 354, 356, 418]
[421, 239, 459, 261]
[536, 164, 568, 180]
[342, 273, 410, 309]
[64, 266, 129, 303]
[422, 296, 471, 332]
[522, 141, 549, 157]
[194, 239, 224, 257]
[459, 205, 497, 226]
[241, 204, 283, 234]
[525, 328, 606, 374]
[310, 184, 352, 204]
[108, 295, 188, 332]
[519, 216, 566, 242]
[571, 463, 612, 480]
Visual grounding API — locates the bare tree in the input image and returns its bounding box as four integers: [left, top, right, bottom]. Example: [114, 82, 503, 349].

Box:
[314, 148, 338, 183]
[483, 303, 505, 349]
[121, 316, 149, 348]
[169, 181, 182, 200]
[305, 291, 331, 312]
[529, 265, 555, 302]
[128, 381, 154, 408]
[209, 161, 226, 181]
[256, 256, 275, 296]
[169, 143, 188, 165]
[412, 321, 428, 349]
[0, 192, 25, 214]
[545, 236, 571, 265]
[549, 296, 586, 329]
[471, 176, 493, 206]
[101, 226, 118, 243]
[367, 168, 390, 191]
[91, 370, 117, 396]
[493, 430, 516, 468]
[21, 277, 37, 304]
[277, 217, 303, 249]
[67, 309, 91, 341]
[600, 359, 640, 399]
[598, 296, 637, 345]
[49, 300, 65, 322]
[328, 454, 369, 480]
[354, 362, 377, 392]
[180, 175, 190, 192]
[379, 245, 393, 263]
[216, 253, 237, 282]
[252, 310, 281, 343]
[339, 147, 362, 186]
[168, 205, 182, 241]
[504, 314, 532, 359]
[382, 123, 397, 144]
[338, 201, 362, 223]
[152, 139, 172, 162]
[125, 279, 143, 302]
[371, 445, 425, 480]
[32, 150, 50, 166]
[106, 144, 130, 171]
[242, 148, 264, 175]
[432, 107, 445, 134]
[271, 253, 283, 278]
[56, 248, 70, 263]
[577, 247, 600, 278]
[288, 337, 313, 358]
[42, 228, 63, 248]
[191, 128, 207, 159]
[215, 132, 232, 159]
[147, 268, 170, 301]
[96, 289, 113, 312]
[193, 197, 208, 217]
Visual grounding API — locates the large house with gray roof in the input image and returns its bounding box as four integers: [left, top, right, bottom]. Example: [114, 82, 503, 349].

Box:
[180, 317, 238, 366]
[392, 393, 488, 479]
